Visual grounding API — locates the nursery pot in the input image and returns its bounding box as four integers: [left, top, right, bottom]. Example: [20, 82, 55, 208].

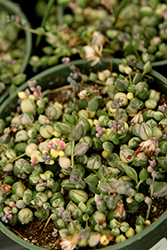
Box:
[0, 0, 32, 104]
[1, 58, 167, 250]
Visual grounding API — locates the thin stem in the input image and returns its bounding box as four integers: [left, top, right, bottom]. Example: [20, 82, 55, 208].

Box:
[14, 22, 47, 36]
[0, 142, 7, 152]
[103, 48, 115, 54]
[8, 153, 26, 163]
[94, 80, 106, 86]
[150, 176, 155, 199]
[57, 5, 64, 26]
[44, 214, 52, 229]
[42, 85, 73, 97]
[36, 0, 56, 47]
[128, 74, 132, 85]
[71, 140, 75, 169]
[133, 46, 142, 63]
[146, 202, 152, 220]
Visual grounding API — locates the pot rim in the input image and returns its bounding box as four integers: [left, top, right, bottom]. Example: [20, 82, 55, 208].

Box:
[1, 58, 167, 250]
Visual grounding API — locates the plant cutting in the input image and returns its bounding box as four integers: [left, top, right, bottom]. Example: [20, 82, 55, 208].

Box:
[1, 57, 167, 250]
[0, 0, 32, 104]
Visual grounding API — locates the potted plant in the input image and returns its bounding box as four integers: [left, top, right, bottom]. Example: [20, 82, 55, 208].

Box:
[12, 0, 167, 78]
[1, 57, 167, 250]
[0, 0, 32, 104]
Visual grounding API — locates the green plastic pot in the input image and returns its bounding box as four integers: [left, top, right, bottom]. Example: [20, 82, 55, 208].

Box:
[0, 0, 32, 104]
[1, 58, 167, 250]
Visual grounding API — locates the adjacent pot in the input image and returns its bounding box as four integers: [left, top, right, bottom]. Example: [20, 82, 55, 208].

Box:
[0, 0, 32, 104]
[1, 58, 167, 250]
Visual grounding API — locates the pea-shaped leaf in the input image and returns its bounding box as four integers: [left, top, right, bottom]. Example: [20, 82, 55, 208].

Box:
[75, 142, 89, 156]
[70, 169, 82, 185]
[139, 168, 148, 181]
[125, 166, 138, 183]
[72, 123, 84, 141]
[115, 0, 133, 21]
[153, 182, 167, 197]
[69, 189, 88, 204]
[54, 122, 71, 135]
[88, 97, 99, 112]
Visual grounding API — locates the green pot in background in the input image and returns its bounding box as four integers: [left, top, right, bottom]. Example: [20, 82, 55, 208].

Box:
[0, 0, 32, 104]
[1, 58, 167, 250]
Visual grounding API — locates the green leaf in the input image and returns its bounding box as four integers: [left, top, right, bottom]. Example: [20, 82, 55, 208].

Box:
[153, 182, 167, 197]
[54, 122, 71, 135]
[139, 168, 148, 181]
[71, 123, 84, 141]
[115, 0, 133, 21]
[88, 97, 99, 112]
[35, 0, 57, 47]
[125, 166, 138, 183]
[75, 142, 90, 156]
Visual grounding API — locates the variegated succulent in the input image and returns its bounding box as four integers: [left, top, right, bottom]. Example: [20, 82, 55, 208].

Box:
[1, 57, 167, 250]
